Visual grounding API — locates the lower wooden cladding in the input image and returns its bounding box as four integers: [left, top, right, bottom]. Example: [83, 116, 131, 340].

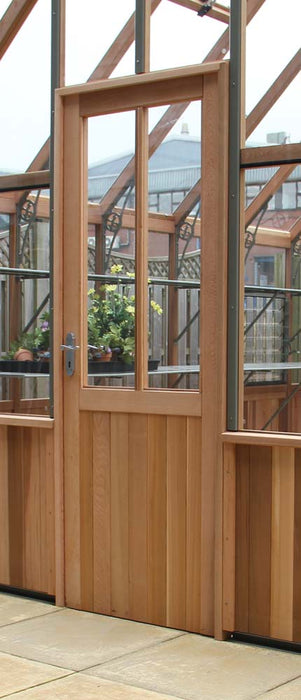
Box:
[64, 411, 211, 634]
[0, 425, 55, 596]
[232, 443, 301, 642]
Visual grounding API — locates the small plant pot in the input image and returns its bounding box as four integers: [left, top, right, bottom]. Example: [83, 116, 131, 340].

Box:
[14, 348, 34, 362]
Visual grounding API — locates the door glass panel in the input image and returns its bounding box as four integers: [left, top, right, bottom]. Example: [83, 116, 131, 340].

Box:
[87, 111, 136, 388]
[147, 102, 201, 389]
[0, 188, 50, 415]
[243, 164, 301, 432]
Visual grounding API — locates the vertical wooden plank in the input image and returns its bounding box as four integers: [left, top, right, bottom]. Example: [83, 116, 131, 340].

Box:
[53, 89, 65, 606]
[249, 446, 272, 636]
[270, 446, 295, 641]
[201, 64, 229, 638]
[186, 417, 202, 633]
[63, 95, 83, 608]
[0, 426, 9, 585]
[23, 429, 41, 591]
[166, 416, 187, 630]
[147, 414, 167, 626]
[80, 412, 94, 611]
[111, 413, 129, 618]
[40, 430, 55, 595]
[235, 445, 250, 632]
[8, 427, 24, 587]
[294, 449, 301, 642]
[223, 442, 236, 633]
[93, 412, 111, 614]
[129, 414, 148, 621]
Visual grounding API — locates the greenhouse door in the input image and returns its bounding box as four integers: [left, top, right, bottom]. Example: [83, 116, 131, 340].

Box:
[56, 64, 229, 636]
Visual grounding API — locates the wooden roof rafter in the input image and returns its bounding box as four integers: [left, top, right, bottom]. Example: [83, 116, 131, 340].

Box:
[245, 163, 297, 227]
[0, 0, 38, 59]
[246, 49, 301, 138]
[26, 0, 161, 174]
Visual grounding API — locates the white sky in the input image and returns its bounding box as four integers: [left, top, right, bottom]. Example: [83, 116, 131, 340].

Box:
[0, 0, 300, 171]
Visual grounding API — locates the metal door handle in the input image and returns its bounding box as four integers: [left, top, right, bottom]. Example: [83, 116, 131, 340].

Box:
[61, 332, 79, 376]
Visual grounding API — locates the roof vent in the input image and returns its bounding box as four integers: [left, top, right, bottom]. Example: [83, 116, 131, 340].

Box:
[181, 122, 189, 135]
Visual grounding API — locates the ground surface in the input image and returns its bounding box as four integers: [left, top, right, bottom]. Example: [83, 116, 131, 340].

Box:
[0, 593, 301, 698]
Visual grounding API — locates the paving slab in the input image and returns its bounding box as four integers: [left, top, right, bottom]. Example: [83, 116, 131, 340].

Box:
[0, 593, 57, 627]
[0, 608, 182, 672]
[255, 676, 301, 699]
[0, 651, 71, 697]
[3, 673, 182, 699]
[87, 635, 301, 700]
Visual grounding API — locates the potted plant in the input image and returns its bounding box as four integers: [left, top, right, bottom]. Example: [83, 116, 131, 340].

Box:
[88, 264, 162, 370]
[2, 311, 50, 372]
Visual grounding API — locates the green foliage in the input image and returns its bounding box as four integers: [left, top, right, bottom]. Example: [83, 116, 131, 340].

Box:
[6, 311, 50, 359]
[88, 266, 162, 364]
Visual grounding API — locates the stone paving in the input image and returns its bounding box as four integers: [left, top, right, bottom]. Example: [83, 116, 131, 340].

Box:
[0, 593, 301, 699]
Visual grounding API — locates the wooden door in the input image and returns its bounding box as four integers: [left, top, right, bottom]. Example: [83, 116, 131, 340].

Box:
[55, 63, 229, 636]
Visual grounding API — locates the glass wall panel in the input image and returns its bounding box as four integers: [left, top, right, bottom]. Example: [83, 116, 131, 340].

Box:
[87, 111, 136, 388]
[0, 0, 51, 172]
[243, 164, 301, 432]
[246, 0, 301, 146]
[0, 188, 50, 415]
[65, 0, 135, 85]
[147, 102, 201, 390]
[151, 0, 227, 72]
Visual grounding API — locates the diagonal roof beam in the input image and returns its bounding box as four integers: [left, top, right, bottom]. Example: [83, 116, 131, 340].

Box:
[168, 0, 230, 24]
[245, 163, 297, 228]
[0, 0, 38, 59]
[27, 0, 162, 172]
[174, 0, 266, 224]
[98, 0, 251, 218]
[246, 49, 301, 138]
[290, 217, 301, 244]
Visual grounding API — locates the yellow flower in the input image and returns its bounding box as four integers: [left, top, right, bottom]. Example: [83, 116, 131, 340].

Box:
[126, 271, 135, 279]
[150, 300, 163, 315]
[110, 264, 123, 274]
[126, 305, 135, 314]
[105, 284, 117, 291]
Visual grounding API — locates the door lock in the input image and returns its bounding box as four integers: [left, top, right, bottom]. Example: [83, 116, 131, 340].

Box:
[61, 333, 79, 376]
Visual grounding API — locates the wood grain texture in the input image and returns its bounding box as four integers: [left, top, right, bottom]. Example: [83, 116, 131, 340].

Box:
[111, 413, 129, 618]
[186, 417, 202, 632]
[0, 426, 9, 585]
[129, 414, 148, 621]
[166, 416, 187, 629]
[147, 415, 167, 626]
[0, 427, 55, 594]
[235, 445, 250, 632]
[80, 412, 94, 611]
[93, 413, 111, 614]
[270, 447, 295, 640]
[293, 450, 301, 641]
[248, 446, 272, 636]
[223, 443, 236, 632]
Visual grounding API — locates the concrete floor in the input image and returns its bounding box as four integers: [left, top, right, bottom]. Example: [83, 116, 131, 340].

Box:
[0, 594, 301, 699]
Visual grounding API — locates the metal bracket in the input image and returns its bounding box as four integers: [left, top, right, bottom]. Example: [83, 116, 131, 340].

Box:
[61, 332, 79, 376]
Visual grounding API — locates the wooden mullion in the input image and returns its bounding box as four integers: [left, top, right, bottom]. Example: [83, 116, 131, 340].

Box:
[135, 107, 149, 390]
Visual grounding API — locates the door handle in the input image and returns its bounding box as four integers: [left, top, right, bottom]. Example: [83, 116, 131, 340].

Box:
[61, 332, 79, 376]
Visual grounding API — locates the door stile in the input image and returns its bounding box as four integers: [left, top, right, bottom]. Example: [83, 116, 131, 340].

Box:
[62, 95, 85, 608]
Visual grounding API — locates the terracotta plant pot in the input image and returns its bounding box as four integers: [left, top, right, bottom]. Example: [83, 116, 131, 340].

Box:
[14, 348, 34, 362]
